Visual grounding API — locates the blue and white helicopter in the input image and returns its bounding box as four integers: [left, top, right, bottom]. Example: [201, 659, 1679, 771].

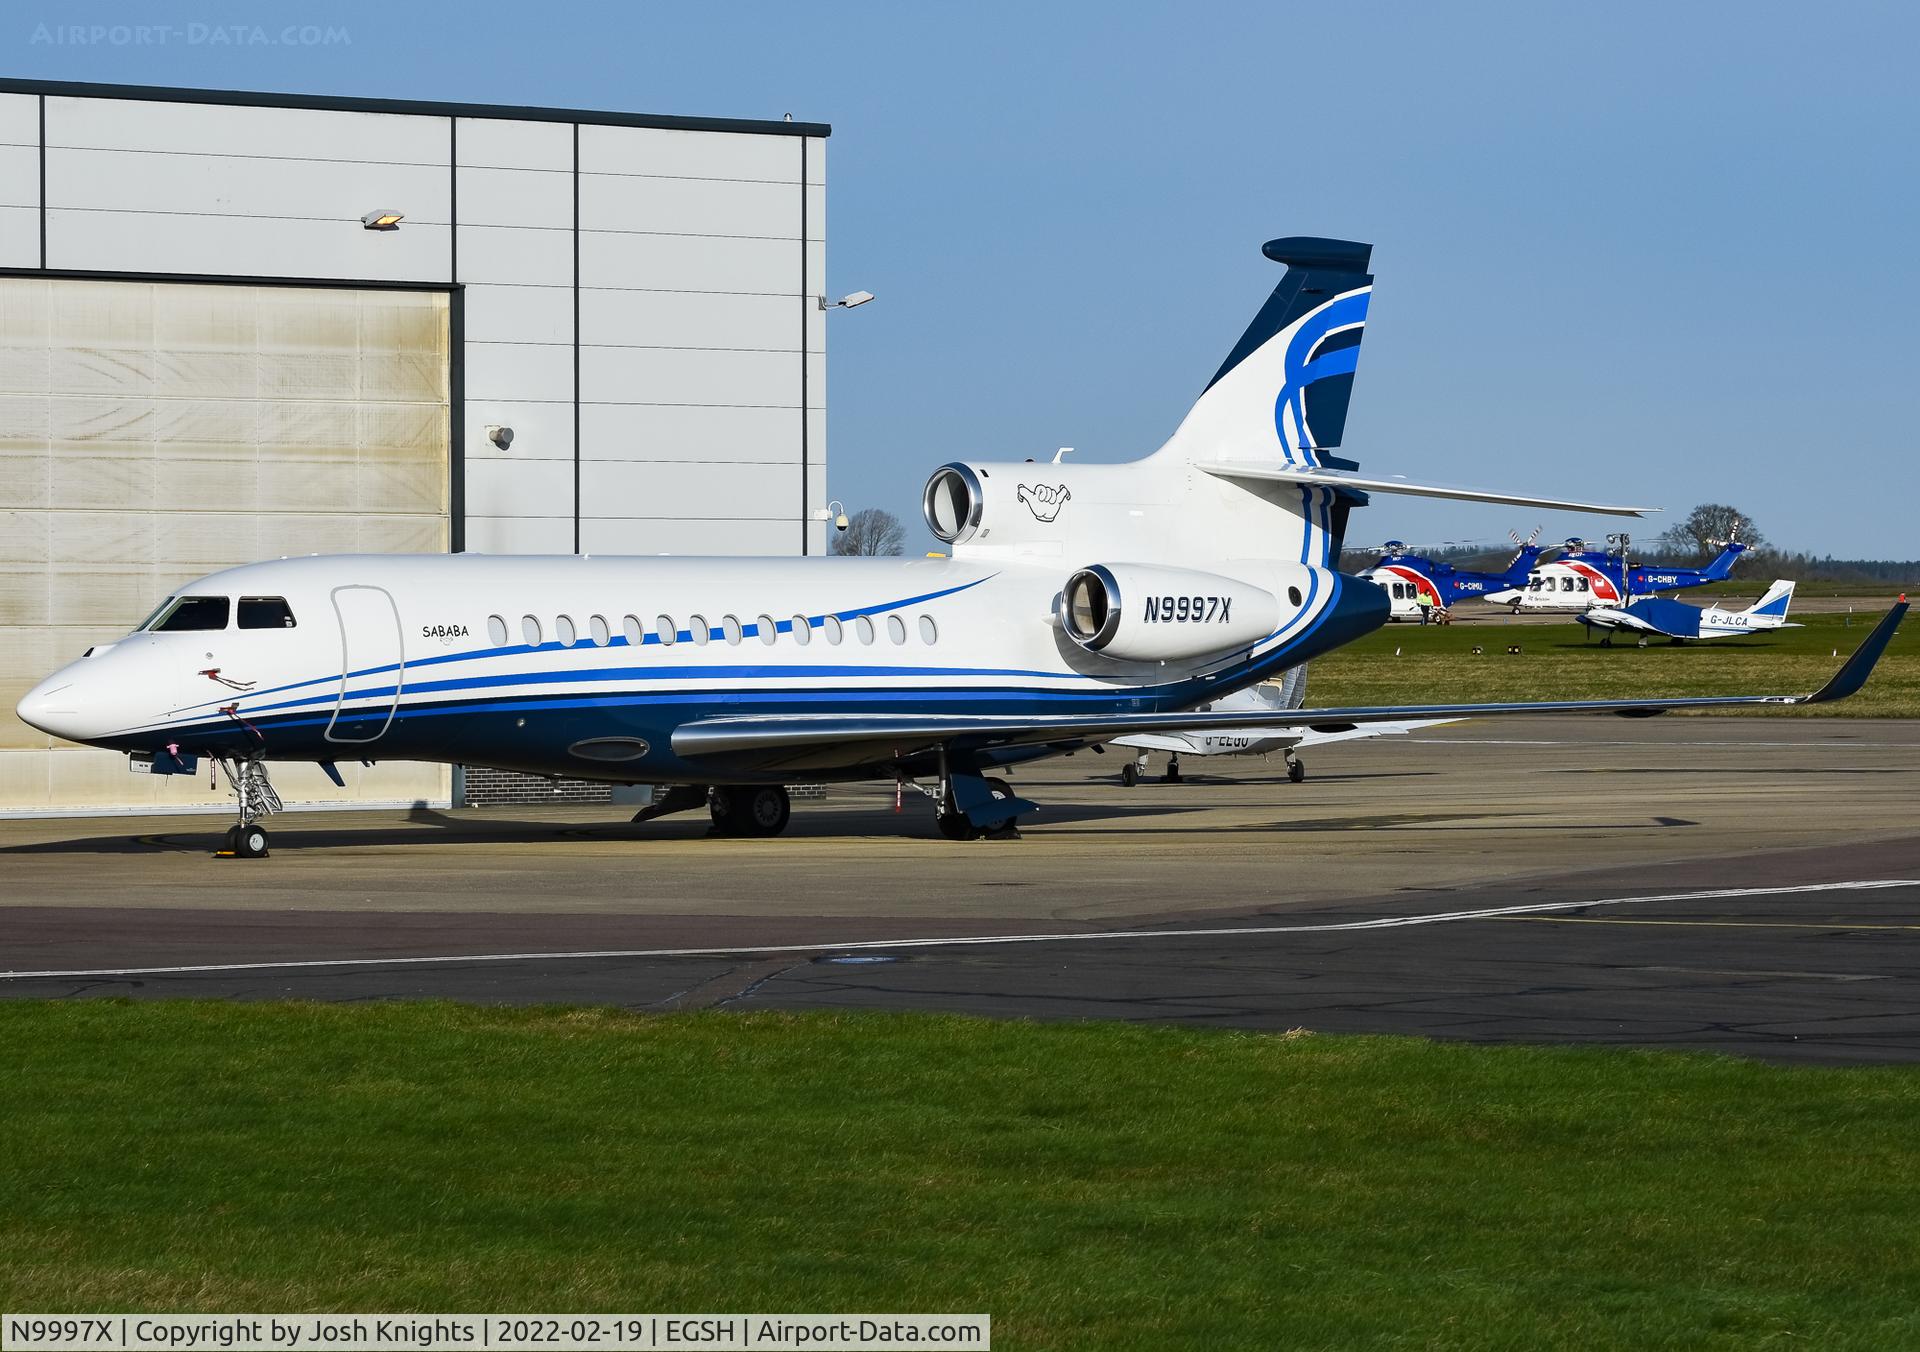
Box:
[1358, 528, 1545, 620]
[17, 236, 1905, 854]
[1488, 530, 1752, 611]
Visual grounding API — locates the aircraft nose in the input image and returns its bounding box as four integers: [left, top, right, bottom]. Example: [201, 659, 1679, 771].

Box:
[15, 671, 85, 740]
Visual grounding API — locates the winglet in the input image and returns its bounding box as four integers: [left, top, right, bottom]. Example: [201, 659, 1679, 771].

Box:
[1804, 599, 1908, 705]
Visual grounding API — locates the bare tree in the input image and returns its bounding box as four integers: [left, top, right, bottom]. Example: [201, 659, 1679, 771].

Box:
[1654, 503, 1765, 561]
[830, 507, 907, 557]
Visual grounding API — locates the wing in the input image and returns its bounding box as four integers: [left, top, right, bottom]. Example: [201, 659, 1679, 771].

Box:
[671, 600, 1906, 767]
[1196, 461, 1657, 517]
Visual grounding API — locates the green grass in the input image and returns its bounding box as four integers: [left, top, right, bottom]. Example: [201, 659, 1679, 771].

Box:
[1312, 608, 1918, 717]
[5, 1003, 1920, 1349]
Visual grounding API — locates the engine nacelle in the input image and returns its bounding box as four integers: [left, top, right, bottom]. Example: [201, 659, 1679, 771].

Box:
[1058, 563, 1286, 662]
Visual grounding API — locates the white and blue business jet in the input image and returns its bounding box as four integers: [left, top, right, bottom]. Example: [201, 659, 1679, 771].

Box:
[16, 237, 1907, 856]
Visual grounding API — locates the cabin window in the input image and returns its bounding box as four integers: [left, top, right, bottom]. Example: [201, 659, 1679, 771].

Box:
[792, 615, 812, 646]
[589, 615, 612, 647]
[689, 614, 710, 646]
[1576, 577, 1590, 593]
[722, 615, 743, 645]
[856, 615, 877, 645]
[237, 596, 296, 629]
[488, 615, 509, 646]
[919, 615, 938, 644]
[623, 615, 644, 647]
[757, 614, 778, 646]
[150, 595, 230, 632]
[887, 614, 907, 644]
[823, 615, 844, 645]
[521, 615, 543, 646]
[655, 615, 676, 646]
[555, 615, 578, 647]
[1561, 577, 1575, 592]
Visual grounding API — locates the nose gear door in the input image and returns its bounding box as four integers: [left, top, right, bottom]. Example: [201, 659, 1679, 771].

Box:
[326, 585, 404, 743]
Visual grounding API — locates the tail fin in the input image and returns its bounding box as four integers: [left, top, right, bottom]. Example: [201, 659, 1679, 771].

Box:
[1155, 237, 1373, 470]
[1500, 525, 1545, 586]
[1700, 540, 1750, 581]
[1744, 579, 1794, 619]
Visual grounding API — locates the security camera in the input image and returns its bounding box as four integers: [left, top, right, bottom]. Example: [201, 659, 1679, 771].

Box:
[485, 425, 514, 450]
[835, 511, 850, 531]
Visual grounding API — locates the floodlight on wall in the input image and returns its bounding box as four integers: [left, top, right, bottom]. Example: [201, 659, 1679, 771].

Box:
[361, 209, 405, 231]
[818, 290, 874, 311]
[485, 425, 514, 450]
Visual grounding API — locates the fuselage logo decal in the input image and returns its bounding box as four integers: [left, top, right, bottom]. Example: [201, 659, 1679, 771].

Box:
[1017, 483, 1070, 522]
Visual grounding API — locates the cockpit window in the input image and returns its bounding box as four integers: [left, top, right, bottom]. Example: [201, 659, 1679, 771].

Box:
[133, 598, 175, 632]
[149, 595, 231, 631]
[238, 596, 296, 629]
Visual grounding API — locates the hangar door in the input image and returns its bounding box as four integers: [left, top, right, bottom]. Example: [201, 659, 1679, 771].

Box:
[0, 278, 450, 812]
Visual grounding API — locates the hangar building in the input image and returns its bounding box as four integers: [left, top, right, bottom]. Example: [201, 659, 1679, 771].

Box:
[0, 78, 829, 814]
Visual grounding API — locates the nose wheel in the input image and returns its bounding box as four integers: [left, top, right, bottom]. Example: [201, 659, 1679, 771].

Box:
[223, 823, 271, 858]
[213, 755, 281, 859]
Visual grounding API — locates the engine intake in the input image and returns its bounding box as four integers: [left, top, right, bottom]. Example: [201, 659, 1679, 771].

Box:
[923, 463, 985, 544]
[1058, 562, 1283, 662]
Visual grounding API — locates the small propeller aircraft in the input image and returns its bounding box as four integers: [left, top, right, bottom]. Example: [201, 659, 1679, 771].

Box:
[1578, 579, 1802, 645]
[1109, 665, 1453, 784]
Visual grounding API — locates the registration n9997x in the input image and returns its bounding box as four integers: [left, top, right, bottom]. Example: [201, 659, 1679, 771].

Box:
[1144, 594, 1232, 623]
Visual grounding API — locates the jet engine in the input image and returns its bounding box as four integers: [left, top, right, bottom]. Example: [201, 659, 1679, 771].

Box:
[1057, 563, 1287, 662]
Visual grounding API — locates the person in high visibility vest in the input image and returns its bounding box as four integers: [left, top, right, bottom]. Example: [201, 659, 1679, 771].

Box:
[1416, 590, 1436, 625]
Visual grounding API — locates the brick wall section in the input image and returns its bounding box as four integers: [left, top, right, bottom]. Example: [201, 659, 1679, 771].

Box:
[460, 767, 614, 806]
[457, 770, 830, 807]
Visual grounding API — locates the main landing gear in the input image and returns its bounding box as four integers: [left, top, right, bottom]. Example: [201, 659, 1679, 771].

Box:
[936, 776, 1019, 841]
[706, 785, 791, 837]
[1286, 752, 1307, 784]
[1163, 754, 1183, 784]
[214, 755, 281, 859]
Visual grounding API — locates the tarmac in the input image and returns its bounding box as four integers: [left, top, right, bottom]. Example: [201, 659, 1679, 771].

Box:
[3, 715, 1916, 1064]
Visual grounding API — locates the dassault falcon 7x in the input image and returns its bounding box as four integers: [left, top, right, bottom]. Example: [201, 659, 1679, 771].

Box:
[16, 236, 1906, 855]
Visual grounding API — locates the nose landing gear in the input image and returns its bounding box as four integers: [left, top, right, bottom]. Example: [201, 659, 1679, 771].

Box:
[214, 755, 281, 859]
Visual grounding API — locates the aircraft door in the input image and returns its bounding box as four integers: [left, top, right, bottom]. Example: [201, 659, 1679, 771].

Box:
[326, 585, 404, 743]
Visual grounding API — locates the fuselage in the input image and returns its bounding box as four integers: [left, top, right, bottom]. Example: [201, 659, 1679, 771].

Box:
[18, 552, 1384, 785]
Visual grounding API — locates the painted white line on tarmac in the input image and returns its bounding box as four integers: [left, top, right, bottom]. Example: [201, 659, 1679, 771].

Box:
[3, 879, 1916, 982]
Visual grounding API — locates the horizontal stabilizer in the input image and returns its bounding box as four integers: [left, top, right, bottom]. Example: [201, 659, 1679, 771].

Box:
[1197, 461, 1657, 517]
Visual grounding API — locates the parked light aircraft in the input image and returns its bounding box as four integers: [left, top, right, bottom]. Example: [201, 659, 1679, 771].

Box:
[1577, 580, 1801, 645]
[1110, 666, 1451, 784]
[1358, 529, 1544, 620]
[1486, 531, 1750, 611]
[15, 236, 1906, 856]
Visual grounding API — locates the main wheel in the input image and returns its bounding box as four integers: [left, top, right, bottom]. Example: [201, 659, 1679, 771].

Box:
[1120, 762, 1140, 787]
[979, 776, 1018, 834]
[1287, 758, 1306, 784]
[236, 824, 270, 858]
[707, 786, 745, 836]
[936, 810, 980, 841]
[744, 785, 791, 836]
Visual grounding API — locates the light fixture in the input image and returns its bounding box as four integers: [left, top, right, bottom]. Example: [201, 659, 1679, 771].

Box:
[818, 290, 874, 311]
[485, 425, 514, 450]
[361, 209, 404, 231]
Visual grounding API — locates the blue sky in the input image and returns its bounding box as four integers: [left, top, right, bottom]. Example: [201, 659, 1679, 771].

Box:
[15, 0, 1918, 558]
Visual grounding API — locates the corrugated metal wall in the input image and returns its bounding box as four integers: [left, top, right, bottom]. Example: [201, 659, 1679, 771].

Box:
[0, 277, 450, 810]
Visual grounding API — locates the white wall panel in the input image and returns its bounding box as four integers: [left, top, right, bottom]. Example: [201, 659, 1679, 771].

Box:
[578, 517, 794, 557]
[804, 137, 825, 186]
[580, 346, 797, 408]
[580, 459, 795, 520]
[579, 230, 797, 294]
[578, 402, 800, 464]
[456, 166, 572, 230]
[579, 124, 800, 185]
[0, 207, 35, 269]
[455, 117, 572, 172]
[49, 96, 446, 167]
[48, 146, 450, 224]
[579, 173, 798, 240]
[465, 456, 571, 519]
[579, 287, 795, 352]
[46, 207, 452, 282]
[464, 514, 572, 554]
[0, 144, 37, 207]
[456, 224, 572, 287]
[463, 283, 574, 346]
[0, 93, 37, 146]
[465, 339, 573, 404]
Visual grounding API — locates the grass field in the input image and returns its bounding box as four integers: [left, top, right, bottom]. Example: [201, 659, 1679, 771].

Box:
[1311, 607, 1917, 717]
[5, 1003, 1920, 1349]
